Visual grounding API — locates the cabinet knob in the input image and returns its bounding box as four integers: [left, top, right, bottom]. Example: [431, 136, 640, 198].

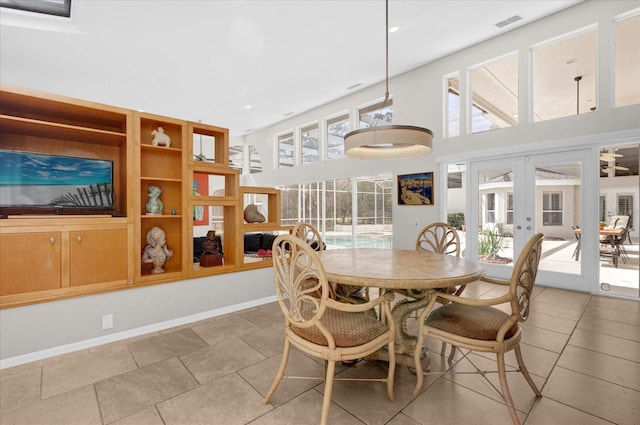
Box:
[77, 235, 82, 243]
[50, 237, 55, 244]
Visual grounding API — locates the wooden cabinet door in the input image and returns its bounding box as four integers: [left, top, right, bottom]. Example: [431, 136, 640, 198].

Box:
[0, 232, 61, 295]
[69, 229, 128, 286]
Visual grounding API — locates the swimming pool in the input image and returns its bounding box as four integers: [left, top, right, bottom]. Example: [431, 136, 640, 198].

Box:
[324, 234, 392, 249]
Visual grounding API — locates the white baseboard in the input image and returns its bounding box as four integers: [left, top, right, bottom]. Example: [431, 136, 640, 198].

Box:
[0, 295, 277, 370]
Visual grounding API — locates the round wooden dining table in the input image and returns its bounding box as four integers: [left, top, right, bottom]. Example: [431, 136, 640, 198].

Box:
[315, 248, 485, 369]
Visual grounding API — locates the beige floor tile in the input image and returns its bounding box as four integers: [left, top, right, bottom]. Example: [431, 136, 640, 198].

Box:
[42, 345, 137, 399]
[108, 406, 164, 425]
[239, 349, 326, 407]
[191, 314, 261, 345]
[544, 366, 640, 425]
[588, 296, 640, 314]
[520, 322, 571, 353]
[535, 287, 592, 307]
[558, 344, 640, 391]
[440, 353, 544, 415]
[526, 397, 616, 425]
[180, 337, 265, 385]
[569, 328, 640, 362]
[402, 378, 519, 425]
[95, 357, 198, 424]
[127, 328, 208, 367]
[385, 412, 422, 425]
[326, 361, 416, 425]
[0, 367, 41, 414]
[250, 389, 364, 425]
[240, 301, 285, 328]
[577, 314, 640, 342]
[156, 373, 273, 425]
[506, 343, 559, 379]
[239, 321, 285, 358]
[0, 385, 101, 425]
[523, 311, 577, 334]
[531, 299, 586, 320]
[582, 304, 640, 326]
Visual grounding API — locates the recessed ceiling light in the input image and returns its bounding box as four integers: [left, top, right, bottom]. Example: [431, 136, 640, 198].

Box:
[389, 26, 399, 33]
[565, 58, 577, 65]
[495, 15, 522, 28]
[245, 105, 252, 109]
[283, 112, 294, 116]
[347, 83, 362, 90]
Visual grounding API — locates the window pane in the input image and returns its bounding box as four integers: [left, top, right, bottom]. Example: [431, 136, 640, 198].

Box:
[359, 99, 393, 129]
[278, 133, 294, 168]
[327, 114, 349, 160]
[446, 75, 460, 137]
[248, 145, 262, 174]
[0, 0, 71, 17]
[533, 29, 597, 121]
[301, 124, 319, 165]
[471, 54, 518, 133]
[615, 14, 640, 108]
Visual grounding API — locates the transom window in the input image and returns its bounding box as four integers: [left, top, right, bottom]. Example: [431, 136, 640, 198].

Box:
[0, 0, 71, 17]
[300, 124, 319, 165]
[359, 99, 393, 129]
[326, 114, 349, 160]
[277, 132, 294, 168]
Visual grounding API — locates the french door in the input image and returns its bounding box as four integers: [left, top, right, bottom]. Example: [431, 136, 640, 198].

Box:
[467, 149, 597, 292]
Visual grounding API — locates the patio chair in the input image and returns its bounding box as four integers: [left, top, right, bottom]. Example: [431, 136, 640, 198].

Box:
[291, 222, 369, 304]
[413, 233, 544, 425]
[601, 215, 630, 263]
[263, 234, 396, 425]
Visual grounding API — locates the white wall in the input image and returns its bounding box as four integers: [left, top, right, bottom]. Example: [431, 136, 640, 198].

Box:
[2, 0, 639, 365]
[0, 268, 275, 366]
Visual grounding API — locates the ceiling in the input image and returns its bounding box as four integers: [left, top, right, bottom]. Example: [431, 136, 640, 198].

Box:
[0, 0, 583, 137]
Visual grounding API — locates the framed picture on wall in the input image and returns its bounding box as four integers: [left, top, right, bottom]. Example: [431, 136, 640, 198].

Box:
[397, 172, 433, 205]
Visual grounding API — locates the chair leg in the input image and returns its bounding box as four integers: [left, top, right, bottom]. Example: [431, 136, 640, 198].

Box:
[320, 361, 336, 425]
[263, 339, 291, 405]
[514, 345, 542, 397]
[497, 353, 521, 425]
[386, 338, 396, 402]
[447, 345, 457, 363]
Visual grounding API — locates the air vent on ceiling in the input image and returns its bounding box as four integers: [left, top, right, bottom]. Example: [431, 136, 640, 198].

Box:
[495, 15, 522, 28]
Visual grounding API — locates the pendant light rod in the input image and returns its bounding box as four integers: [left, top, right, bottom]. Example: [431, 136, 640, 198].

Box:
[343, 0, 433, 160]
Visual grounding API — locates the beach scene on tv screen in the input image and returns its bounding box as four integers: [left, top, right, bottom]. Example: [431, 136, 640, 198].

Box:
[0, 150, 114, 208]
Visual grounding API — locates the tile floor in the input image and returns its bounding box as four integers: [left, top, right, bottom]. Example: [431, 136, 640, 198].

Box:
[1, 283, 639, 425]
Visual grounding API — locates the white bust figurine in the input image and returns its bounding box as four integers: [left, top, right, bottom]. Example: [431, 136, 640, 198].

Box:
[141, 226, 173, 274]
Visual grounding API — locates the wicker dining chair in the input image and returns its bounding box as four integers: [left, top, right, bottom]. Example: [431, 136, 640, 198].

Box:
[291, 222, 369, 304]
[414, 222, 464, 359]
[413, 233, 544, 425]
[263, 234, 396, 425]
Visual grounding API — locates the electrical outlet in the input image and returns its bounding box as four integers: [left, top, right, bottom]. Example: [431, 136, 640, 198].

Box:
[102, 314, 113, 330]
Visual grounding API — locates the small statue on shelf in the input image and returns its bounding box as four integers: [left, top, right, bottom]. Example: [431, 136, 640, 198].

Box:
[202, 230, 219, 254]
[146, 185, 163, 215]
[200, 230, 223, 267]
[142, 226, 173, 274]
[151, 126, 171, 147]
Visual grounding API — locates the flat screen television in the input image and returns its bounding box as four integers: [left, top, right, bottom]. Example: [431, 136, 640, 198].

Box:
[0, 149, 115, 216]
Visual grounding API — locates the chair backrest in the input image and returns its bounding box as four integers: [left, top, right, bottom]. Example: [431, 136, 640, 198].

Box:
[508, 233, 544, 322]
[608, 215, 629, 229]
[292, 222, 325, 251]
[415, 222, 461, 256]
[272, 234, 329, 326]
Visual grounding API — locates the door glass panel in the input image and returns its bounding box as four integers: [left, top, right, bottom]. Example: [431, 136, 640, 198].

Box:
[599, 143, 639, 297]
[477, 167, 514, 267]
[534, 161, 581, 275]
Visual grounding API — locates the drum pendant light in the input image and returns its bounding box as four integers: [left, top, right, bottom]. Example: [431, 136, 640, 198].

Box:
[344, 0, 433, 160]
